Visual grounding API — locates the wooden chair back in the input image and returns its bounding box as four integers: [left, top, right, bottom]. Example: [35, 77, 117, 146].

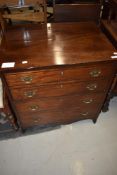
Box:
[53, 0, 101, 22]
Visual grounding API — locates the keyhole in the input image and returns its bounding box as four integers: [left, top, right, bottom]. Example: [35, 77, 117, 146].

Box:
[61, 71, 64, 76]
[60, 84, 63, 88]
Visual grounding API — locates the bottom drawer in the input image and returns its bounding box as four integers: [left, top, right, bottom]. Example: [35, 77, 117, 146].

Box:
[19, 109, 98, 129]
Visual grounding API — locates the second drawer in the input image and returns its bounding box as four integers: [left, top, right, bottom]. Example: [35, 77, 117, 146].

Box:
[10, 79, 110, 101]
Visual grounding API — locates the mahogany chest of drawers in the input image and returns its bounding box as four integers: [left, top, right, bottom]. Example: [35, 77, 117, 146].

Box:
[0, 22, 117, 130]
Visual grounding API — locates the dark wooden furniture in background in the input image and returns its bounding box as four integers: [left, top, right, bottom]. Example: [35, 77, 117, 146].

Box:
[53, 0, 101, 22]
[0, 0, 47, 29]
[101, 0, 117, 111]
[101, 0, 117, 48]
[0, 22, 117, 131]
[0, 7, 18, 132]
[0, 85, 18, 132]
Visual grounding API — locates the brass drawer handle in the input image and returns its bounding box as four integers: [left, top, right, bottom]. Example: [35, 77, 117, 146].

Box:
[83, 99, 93, 104]
[80, 112, 89, 116]
[86, 83, 97, 91]
[30, 105, 39, 111]
[90, 69, 101, 77]
[21, 76, 32, 84]
[24, 91, 36, 98]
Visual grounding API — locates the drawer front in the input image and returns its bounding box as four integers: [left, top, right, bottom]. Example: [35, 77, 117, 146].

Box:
[19, 109, 97, 128]
[10, 79, 110, 101]
[15, 93, 105, 113]
[5, 64, 114, 87]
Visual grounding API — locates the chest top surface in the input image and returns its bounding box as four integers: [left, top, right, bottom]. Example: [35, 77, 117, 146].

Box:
[0, 22, 116, 71]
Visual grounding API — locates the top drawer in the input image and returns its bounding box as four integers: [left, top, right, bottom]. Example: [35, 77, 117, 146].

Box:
[5, 63, 114, 87]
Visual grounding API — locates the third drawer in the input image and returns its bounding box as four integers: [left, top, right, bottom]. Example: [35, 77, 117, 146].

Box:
[14, 93, 106, 113]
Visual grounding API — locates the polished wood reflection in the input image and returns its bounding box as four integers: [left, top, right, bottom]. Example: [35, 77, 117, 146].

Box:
[0, 22, 116, 71]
